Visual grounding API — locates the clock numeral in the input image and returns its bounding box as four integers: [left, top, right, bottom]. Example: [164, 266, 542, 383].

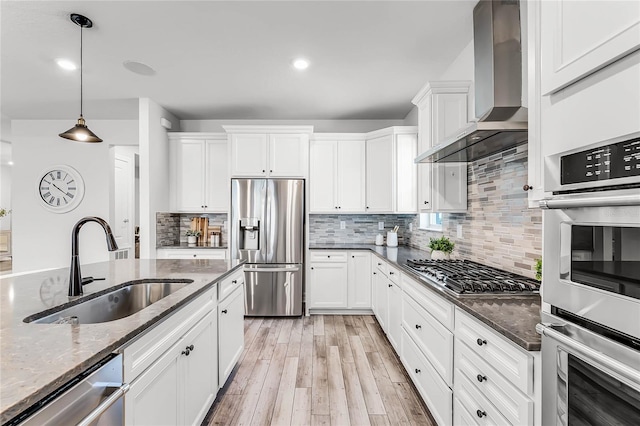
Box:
[68, 187, 76, 190]
[49, 173, 55, 180]
[66, 192, 74, 199]
[68, 179, 75, 185]
[63, 198, 69, 204]
[42, 192, 51, 199]
[40, 186, 49, 191]
[56, 198, 60, 206]
[56, 171, 61, 179]
[49, 196, 55, 204]
[43, 179, 51, 185]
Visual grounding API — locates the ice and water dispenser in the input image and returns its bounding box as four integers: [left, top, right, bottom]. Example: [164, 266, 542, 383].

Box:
[239, 218, 260, 250]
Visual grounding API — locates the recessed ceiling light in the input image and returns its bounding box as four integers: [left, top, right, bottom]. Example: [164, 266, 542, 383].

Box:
[56, 59, 77, 71]
[8, 161, 14, 166]
[293, 58, 309, 70]
[123, 60, 156, 76]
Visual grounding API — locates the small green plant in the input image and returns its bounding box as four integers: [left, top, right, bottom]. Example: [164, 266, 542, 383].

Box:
[0, 208, 10, 218]
[535, 258, 542, 281]
[185, 230, 201, 237]
[428, 236, 455, 254]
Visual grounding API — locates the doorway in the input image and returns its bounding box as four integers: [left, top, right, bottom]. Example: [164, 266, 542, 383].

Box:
[111, 146, 139, 260]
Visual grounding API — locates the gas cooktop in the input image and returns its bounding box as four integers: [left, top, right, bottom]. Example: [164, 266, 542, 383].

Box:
[405, 259, 540, 297]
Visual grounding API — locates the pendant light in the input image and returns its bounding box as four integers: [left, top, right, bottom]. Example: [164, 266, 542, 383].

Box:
[59, 13, 102, 143]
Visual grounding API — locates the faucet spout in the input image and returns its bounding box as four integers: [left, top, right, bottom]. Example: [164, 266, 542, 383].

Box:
[69, 216, 119, 297]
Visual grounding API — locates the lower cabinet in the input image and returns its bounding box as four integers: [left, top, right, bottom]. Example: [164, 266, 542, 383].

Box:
[309, 262, 348, 309]
[373, 267, 388, 331]
[125, 308, 217, 426]
[156, 248, 227, 260]
[218, 285, 245, 386]
[387, 278, 402, 352]
[348, 251, 371, 309]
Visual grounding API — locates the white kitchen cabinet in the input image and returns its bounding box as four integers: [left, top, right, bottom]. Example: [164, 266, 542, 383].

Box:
[347, 251, 371, 309]
[309, 261, 348, 309]
[395, 134, 418, 213]
[218, 285, 245, 386]
[225, 125, 313, 178]
[540, 0, 640, 95]
[387, 276, 402, 353]
[412, 81, 470, 213]
[373, 263, 389, 331]
[366, 134, 395, 213]
[156, 249, 227, 260]
[309, 136, 366, 213]
[169, 134, 229, 213]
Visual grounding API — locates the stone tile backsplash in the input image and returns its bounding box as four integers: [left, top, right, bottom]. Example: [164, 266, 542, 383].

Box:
[156, 213, 228, 247]
[309, 214, 415, 245]
[406, 144, 542, 278]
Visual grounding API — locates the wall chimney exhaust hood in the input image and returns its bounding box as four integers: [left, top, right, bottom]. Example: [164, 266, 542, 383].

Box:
[416, 0, 528, 163]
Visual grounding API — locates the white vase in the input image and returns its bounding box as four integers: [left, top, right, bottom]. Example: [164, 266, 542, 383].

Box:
[430, 250, 450, 260]
[187, 235, 197, 244]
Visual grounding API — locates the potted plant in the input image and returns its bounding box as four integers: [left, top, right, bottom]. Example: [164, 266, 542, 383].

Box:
[535, 258, 542, 281]
[428, 236, 455, 260]
[185, 230, 201, 245]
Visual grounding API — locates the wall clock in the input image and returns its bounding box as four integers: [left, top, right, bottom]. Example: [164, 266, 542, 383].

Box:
[37, 165, 85, 213]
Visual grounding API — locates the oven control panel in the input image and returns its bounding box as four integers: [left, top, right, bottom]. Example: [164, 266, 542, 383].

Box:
[561, 137, 640, 185]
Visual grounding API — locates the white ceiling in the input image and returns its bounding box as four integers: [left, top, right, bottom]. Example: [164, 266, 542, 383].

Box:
[1, 1, 475, 121]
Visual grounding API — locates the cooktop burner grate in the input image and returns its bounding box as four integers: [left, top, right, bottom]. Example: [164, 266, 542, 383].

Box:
[405, 259, 540, 296]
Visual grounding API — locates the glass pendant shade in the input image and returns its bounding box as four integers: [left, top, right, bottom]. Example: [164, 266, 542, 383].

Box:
[59, 116, 103, 142]
[59, 14, 102, 143]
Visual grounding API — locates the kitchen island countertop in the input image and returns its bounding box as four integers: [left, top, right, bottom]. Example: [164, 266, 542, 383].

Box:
[310, 244, 541, 352]
[0, 259, 243, 424]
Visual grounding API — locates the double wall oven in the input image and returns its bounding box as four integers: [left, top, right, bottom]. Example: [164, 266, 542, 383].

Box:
[537, 133, 640, 425]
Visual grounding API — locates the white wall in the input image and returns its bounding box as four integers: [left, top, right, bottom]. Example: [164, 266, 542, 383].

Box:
[10, 120, 138, 273]
[139, 98, 180, 259]
[180, 119, 406, 133]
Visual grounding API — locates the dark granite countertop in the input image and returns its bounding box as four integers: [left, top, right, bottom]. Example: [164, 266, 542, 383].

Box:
[309, 244, 541, 351]
[0, 259, 243, 423]
[157, 243, 228, 249]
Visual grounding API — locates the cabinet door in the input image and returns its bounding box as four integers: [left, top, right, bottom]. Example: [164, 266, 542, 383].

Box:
[176, 140, 206, 212]
[540, 0, 640, 94]
[366, 135, 394, 213]
[337, 140, 366, 212]
[347, 251, 371, 309]
[418, 165, 433, 212]
[182, 310, 218, 426]
[395, 134, 417, 213]
[218, 287, 245, 386]
[269, 134, 308, 177]
[125, 343, 181, 425]
[309, 140, 337, 213]
[387, 280, 402, 353]
[205, 140, 229, 212]
[230, 134, 268, 177]
[431, 93, 468, 146]
[434, 163, 467, 212]
[309, 263, 348, 309]
[373, 271, 388, 331]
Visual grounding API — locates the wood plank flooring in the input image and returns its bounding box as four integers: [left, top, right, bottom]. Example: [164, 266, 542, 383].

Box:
[205, 315, 436, 426]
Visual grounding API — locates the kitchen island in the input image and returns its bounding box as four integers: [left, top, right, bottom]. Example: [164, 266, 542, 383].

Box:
[0, 259, 243, 424]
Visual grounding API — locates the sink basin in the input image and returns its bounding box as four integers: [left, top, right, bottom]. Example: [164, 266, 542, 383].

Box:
[26, 280, 194, 324]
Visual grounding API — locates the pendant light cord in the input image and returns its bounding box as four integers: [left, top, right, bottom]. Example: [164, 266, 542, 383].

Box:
[80, 22, 83, 117]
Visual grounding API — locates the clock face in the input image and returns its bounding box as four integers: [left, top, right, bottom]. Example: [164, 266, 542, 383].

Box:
[37, 165, 85, 213]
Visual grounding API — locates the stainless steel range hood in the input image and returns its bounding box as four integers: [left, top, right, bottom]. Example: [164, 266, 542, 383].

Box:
[417, 0, 528, 163]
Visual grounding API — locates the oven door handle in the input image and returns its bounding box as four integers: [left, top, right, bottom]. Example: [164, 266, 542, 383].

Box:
[539, 192, 640, 209]
[536, 323, 640, 384]
[76, 382, 130, 426]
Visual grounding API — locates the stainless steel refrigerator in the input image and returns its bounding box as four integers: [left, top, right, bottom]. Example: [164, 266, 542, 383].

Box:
[231, 179, 304, 316]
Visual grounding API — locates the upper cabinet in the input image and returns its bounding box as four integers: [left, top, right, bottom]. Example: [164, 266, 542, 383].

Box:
[169, 133, 229, 213]
[412, 81, 470, 213]
[540, 0, 640, 95]
[224, 125, 313, 178]
[365, 133, 395, 213]
[309, 135, 366, 213]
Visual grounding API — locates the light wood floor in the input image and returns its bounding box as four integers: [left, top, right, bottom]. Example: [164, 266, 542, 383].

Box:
[205, 315, 436, 426]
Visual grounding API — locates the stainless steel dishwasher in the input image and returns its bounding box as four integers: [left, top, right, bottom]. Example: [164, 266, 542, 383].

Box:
[6, 354, 128, 426]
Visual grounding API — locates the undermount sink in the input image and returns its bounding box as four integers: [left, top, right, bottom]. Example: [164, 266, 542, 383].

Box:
[25, 280, 194, 324]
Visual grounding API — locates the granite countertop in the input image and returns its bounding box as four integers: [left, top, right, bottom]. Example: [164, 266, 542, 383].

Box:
[309, 244, 541, 351]
[0, 259, 243, 423]
[157, 243, 228, 249]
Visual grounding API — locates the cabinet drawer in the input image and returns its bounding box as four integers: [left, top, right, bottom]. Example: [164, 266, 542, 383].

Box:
[455, 369, 511, 426]
[401, 329, 452, 426]
[402, 294, 453, 386]
[455, 309, 533, 395]
[402, 274, 454, 331]
[219, 270, 244, 302]
[309, 251, 347, 263]
[456, 340, 533, 426]
[123, 285, 216, 382]
[373, 258, 388, 276]
[219, 286, 245, 386]
[157, 249, 226, 260]
[453, 397, 480, 426]
[387, 264, 400, 285]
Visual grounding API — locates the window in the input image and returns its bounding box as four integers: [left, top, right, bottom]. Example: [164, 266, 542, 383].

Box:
[419, 213, 443, 231]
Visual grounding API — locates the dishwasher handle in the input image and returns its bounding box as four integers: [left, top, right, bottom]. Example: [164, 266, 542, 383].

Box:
[244, 265, 301, 273]
[76, 382, 130, 426]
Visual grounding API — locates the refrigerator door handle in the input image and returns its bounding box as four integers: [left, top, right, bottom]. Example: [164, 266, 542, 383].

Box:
[244, 265, 301, 273]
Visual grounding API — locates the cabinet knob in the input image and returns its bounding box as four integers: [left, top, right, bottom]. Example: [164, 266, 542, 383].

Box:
[424, 201, 429, 204]
[338, 206, 341, 209]
[389, 271, 394, 275]
[327, 255, 331, 258]
[366, 206, 369, 209]
[188, 344, 194, 351]
[222, 309, 228, 314]
[270, 170, 273, 173]
[232, 280, 237, 284]
[373, 272, 376, 275]
[388, 284, 392, 287]
[476, 410, 486, 418]
[415, 368, 421, 374]
[201, 205, 204, 208]
[182, 348, 191, 356]
[262, 169, 266, 173]
[352, 255, 355, 258]
[205, 205, 208, 208]
[476, 338, 487, 346]
[415, 324, 422, 329]
[311, 267, 314, 270]
[477, 374, 487, 383]
[523, 184, 533, 191]
[193, 254, 197, 258]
